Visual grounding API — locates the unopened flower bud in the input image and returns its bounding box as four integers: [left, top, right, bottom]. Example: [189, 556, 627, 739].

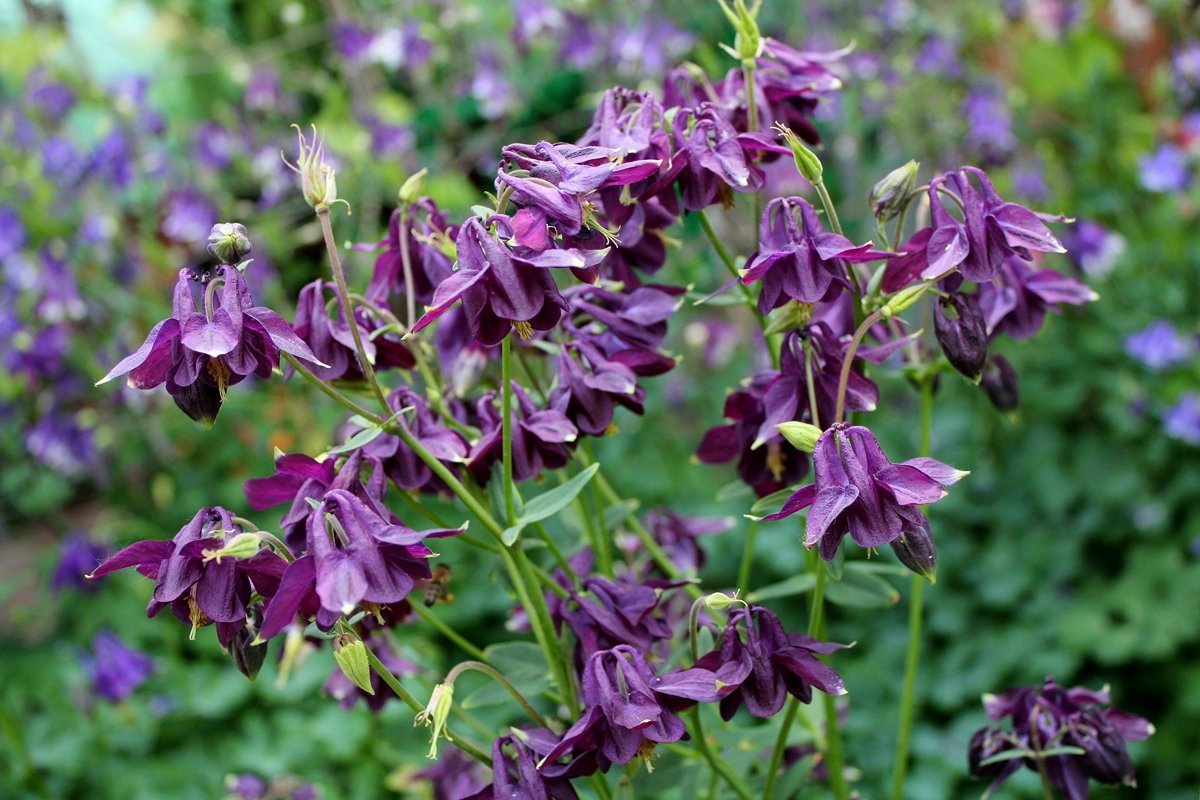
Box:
[227, 616, 268, 681]
[881, 281, 932, 319]
[774, 122, 823, 184]
[967, 727, 1012, 779]
[776, 421, 823, 453]
[870, 160, 919, 221]
[890, 516, 937, 583]
[935, 292, 988, 380]
[207, 223, 252, 265]
[980, 354, 1019, 411]
[702, 591, 739, 612]
[414, 683, 454, 758]
[716, 0, 764, 62]
[1071, 711, 1135, 785]
[333, 635, 374, 696]
[398, 168, 428, 205]
[763, 300, 816, 334]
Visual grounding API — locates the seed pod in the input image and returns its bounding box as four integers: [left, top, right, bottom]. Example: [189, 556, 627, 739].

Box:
[980, 354, 1019, 411]
[935, 292, 988, 380]
[890, 514, 937, 584]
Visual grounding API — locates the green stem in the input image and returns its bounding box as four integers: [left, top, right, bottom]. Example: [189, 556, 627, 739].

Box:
[742, 58, 762, 250]
[696, 211, 778, 367]
[281, 352, 378, 421]
[397, 205, 417, 330]
[690, 707, 756, 800]
[580, 442, 613, 577]
[889, 376, 934, 800]
[318, 207, 391, 415]
[834, 310, 884, 424]
[501, 335, 516, 526]
[444, 660, 549, 730]
[411, 603, 488, 662]
[736, 522, 757, 598]
[762, 698, 800, 800]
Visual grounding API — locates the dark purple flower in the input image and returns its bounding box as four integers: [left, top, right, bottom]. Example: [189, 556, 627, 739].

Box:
[363, 199, 456, 313]
[355, 387, 470, 493]
[292, 279, 414, 380]
[27, 77, 76, 124]
[466, 729, 589, 800]
[258, 490, 460, 640]
[741, 197, 888, 312]
[541, 645, 731, 768]
[1164, 394, 1200, 445]
[52, 532, 106, 593]
[467, 382, 577, 484]
[24, 410, 95, 477]
[564, 283, 682, 375]
[226, 774, 267, 800]
[643, 510, 733, 575]
[98, 265, 325, 425]
[969, 677, 1153, 799]
[412, 217, 570, 346]
[83, 631, 154, 702]
[1124, 320, 1191, 370]
[695, 605, 846, 719]
[922, 167, 1065, 284]
[88, 508, 287, 645]
[762, 423, 965, 564]
[549, 340, 644, 437]
[1138, 144, 1190, 193]
[935, 291, 989, 379]
[670, 104, 768, 211]
[554, 575, 681, 664]
[980, 354, 1020, 411]
[978, 256, 1096, 340]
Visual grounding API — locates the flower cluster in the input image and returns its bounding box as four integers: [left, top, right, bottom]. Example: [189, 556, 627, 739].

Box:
[969, 678, 1153, 798]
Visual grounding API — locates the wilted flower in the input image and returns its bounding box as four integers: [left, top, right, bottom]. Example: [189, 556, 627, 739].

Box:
[83, 631, 154, 702]
[761, 423, 966, 563]
[968, 677, 1153, 799]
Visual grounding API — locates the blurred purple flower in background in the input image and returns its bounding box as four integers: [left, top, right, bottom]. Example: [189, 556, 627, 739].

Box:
[1124, 320, 1191, 370]
[963, 85, 1017, 163]
[1172, 41, 1200, 103]
[1063, 220, 1124, 278]
[1138, 144, 1191, 193]
[52, 532, 106, 593]
[25, 411, 96, 477]
[1164, 394, 1200, 445]
[0, 207, 25, 262]
[160, 189, 216, 247]
[82, 631, 154, 702]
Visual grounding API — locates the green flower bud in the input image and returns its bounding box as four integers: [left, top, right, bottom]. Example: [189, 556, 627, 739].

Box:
[333, 635, 374, 696]
[881, 281, 934, 319]
[763, 300, 816, 335]
[716, 0, 764, 62]
[206, 223, 253, 264]
[414, 683, 454, 759]
[869, 160, 919, 222]
[398, 168, 428, 205]
[773, 123, 823, 184]
[776, 421, 823, 453]
[702, 591, 739, 612]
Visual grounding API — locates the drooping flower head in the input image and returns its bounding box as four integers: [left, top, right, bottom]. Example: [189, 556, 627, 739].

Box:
[97, 264, 325, 425]
[969, 677, 1153, 799]
[762, 423, 966, 571]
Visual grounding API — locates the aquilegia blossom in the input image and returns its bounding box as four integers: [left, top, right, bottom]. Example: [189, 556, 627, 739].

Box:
[761, 423, 966, 567]
[97, 264, 325, 424]
[83, 630, 154, 702]
[969, 677, 1153, 799]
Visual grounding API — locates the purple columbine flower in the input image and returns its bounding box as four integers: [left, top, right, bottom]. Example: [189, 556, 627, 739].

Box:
[921, 167, 1065, 285]
[292, 279, 414, 380]
[935, 291, 989, 380]
[741, 196, 889, 312]
[258, 490, 461, 641]
[24, 409, 96, 477]
[466, 729, 592, 800]
[554, 575, 681, 664]
[1138, 144, 1191, 193]
[412, 217, 570, 345]
[977, 256, 1097, 340]
[695, 605, 847, 719]
[354, 386, 470, 493]
[761, 423, 966, 565]
[669, 104, 769, 211]
[643, 510, 733, 575]
[53, 533, 106, 593]
[362, 198, 456, 313]
[88, 507, 287, 644]
[1164, 394, 1200, 445]
[97, 264, 325, 425]
[969, 677, 1153, 799]
[549, 340, 644, 437]
[467, 383, 577, 484]
[541, 645, 733, 769]
[83, 631, 154, 702]
[1124, 320, 1192, 370]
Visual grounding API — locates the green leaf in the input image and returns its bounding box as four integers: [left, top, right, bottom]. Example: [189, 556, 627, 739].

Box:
[825, 566, 899, 608]
[603, 499, 640, 529]
[503, 464, 601, 545]
[461, 642, 550, 710]
[325, 424, 386, 456]
[746, 573, 817, 604]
